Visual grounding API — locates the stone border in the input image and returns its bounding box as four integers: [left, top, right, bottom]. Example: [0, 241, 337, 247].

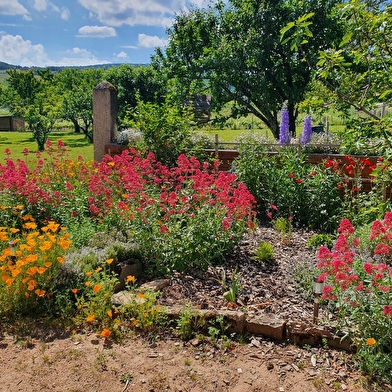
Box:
[112, 282, 353, 353]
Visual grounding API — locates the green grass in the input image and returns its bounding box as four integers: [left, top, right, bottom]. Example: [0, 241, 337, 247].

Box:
[0, 129, 93, 162]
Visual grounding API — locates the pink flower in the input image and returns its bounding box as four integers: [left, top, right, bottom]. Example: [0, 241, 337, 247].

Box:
[364, 263, 373, 274]
[222, 218, 231, 230]
[338, 219, 355, 236]
[383, 305, 392, 316]
[374, 243, 390, 255]
[160, 225, 169, 234]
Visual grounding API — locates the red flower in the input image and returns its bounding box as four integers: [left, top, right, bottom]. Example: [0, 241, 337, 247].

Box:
[383, 305, 392, 316]
[160, 225, 169, 234]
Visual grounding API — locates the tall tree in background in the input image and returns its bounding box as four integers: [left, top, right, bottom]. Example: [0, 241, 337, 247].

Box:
[156, 0, 343, 138]
[55, 68, 103, 142]
[105, 64, 167, 123]
[1, 68, 60, 150]
[284, 0, 392, 150]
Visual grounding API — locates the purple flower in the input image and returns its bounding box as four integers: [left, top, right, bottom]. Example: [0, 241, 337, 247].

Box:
[279, 109, 290, 144]
[300, 115, 312, 145]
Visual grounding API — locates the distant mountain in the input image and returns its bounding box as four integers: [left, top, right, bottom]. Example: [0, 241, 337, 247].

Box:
[0, 61, 147, 72]
[0, 61, 23, 71]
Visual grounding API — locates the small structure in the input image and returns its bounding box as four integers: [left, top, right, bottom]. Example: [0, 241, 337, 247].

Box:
[186, 94, 212, 123]
[0, 116, 25, 131]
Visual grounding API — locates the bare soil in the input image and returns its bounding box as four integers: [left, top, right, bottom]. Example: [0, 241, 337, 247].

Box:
[0, 227, 388, 392]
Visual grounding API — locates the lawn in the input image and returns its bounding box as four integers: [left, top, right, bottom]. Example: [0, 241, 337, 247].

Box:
[0, 129, 94, 162]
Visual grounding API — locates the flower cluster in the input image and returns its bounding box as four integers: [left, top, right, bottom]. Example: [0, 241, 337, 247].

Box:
[279, 108, 290, 145]
[0, 210, 72, 315]
[1, 143, 256, 274]
[300, 115, 312, 145]
[317, 214, 392, 382]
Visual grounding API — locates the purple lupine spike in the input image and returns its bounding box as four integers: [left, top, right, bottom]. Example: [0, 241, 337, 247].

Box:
[279, 109, 290, 144]
[300, 115, 312, 145]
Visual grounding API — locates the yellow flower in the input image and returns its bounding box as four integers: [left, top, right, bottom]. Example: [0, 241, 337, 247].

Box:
[85, 281, 91, 287]
[10, 228, 20, 234]
[86, 271, 93, 277]
[105, 258, 114, 265]
[366, 338, 377, 346]
[107, 161, 115, 167]
[95, 267, 102, 273]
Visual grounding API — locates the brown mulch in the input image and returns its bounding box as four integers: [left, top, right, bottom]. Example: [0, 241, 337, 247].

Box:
[157, 226, 319, 324]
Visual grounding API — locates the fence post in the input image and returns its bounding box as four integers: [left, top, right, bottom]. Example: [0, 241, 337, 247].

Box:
[215, 134, 219, 158]
[93, 81, 118, 162]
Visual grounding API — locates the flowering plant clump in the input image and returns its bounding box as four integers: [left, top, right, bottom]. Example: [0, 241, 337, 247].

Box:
[317, 213, 392, 383]
[1, 143, 256, 275]
[90, 150, 256, 274]
[279, 108, 291, 145]
[0, 140, 92, 227]
[300, 115, 312, 145]
[0, 209, 72, 316]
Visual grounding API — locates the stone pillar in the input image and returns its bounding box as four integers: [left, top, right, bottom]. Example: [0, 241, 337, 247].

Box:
[93, 81, 118, 162]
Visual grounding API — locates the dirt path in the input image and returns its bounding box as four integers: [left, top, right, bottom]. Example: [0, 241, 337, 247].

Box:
[0, 329, 373, 392]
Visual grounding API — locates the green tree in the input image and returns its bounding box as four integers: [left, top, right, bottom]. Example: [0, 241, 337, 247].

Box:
[104, 64, 167, 123]
[1, 68, 60, 150]
[283, 0, 392, 151]
[156, 0, 343, 138]
[55, 68, 103, 142]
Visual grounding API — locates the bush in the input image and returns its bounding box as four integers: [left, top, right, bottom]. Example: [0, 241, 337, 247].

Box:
[234, 144, 342, 232]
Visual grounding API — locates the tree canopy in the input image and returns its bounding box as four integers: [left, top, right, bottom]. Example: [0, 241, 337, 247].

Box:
[156, 0, 344, 137]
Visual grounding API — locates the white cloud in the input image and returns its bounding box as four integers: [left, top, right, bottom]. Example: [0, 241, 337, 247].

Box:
[0, 34, 48, 66]
[0, 33, 107, 67]
[0, 0, 30, 19]
[138, 33, 166, 48]
[33, 0, 48, 12]
[116, 51, 128, 59]
[57, 47, 107, 66]
[77, 25, 116, 38]
[61, 8, 70, 21]
[77, 0, 182, 27]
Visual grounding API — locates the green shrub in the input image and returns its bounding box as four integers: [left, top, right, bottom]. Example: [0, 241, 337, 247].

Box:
[307, 234, 334, 250]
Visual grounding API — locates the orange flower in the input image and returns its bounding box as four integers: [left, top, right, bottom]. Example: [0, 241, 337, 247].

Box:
[71, 288, 78, 294]
[126, 275, 135, 283]
[86, 271, 93, 277]
[86, 315, 95, 322]
[107, 310, 113, 318]
[95, 267, 102, 273]
[366, 338, 376, 346]
[137, 292, 145, 299]
[93, 284, 102, 292]
[35, 289, 46, 297]
[105, 258, 114, 265]
[57, 256, 66, 263]
[85, 281, 91, 287]
[100, 329, 111, 338]
[10, 228, 20, 234]
[23, 222, 37, 230]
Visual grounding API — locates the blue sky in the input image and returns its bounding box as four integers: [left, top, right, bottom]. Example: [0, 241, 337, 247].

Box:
[0, 0, 208, 67]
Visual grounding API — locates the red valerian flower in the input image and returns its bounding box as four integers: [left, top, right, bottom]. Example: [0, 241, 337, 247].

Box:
[383, 305, 392, 316]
